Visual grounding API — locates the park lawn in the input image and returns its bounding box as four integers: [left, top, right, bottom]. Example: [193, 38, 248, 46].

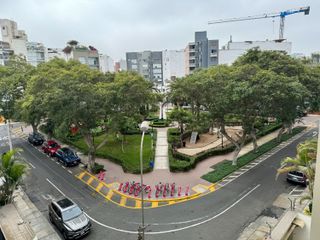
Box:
[70, 134, 153, 173]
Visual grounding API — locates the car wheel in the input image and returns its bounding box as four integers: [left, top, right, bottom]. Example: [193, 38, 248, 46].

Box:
[63, 231, 69, 240]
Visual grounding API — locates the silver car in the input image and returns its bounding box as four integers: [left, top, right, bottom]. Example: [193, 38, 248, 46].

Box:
[49, 197, 91, 239]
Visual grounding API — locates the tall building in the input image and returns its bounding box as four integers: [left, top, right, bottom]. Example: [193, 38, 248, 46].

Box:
[99, 54, 114, 73]
[219, 40, 292, 65]
[0, 19, 28, 57]
[126, 51, 163, 91]
[0, 41, 14, 65]
[311, 52, 320, 65]
[162, 49, 185, 88]
[26, 42, 46, 66]
[185, 31, 219, 74]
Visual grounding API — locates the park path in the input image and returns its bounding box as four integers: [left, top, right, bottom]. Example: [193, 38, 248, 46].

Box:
[154, 127, 169, 170]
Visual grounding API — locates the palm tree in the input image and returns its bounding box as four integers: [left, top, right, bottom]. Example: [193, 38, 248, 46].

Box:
[277, 139, 317, 212]
[0, 149, 27, 206]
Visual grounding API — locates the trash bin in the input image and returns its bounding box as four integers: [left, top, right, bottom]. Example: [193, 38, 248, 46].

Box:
[149, 160, 154, 168]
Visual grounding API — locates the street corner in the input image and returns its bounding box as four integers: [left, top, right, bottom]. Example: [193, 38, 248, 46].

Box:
[75, 171, 216, 210]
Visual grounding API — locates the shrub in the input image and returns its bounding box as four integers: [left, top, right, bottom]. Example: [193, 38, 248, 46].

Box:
[91, 163, 105, 174]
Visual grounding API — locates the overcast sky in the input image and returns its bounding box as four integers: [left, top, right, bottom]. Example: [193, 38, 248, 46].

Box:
[1, 0, 318, 60]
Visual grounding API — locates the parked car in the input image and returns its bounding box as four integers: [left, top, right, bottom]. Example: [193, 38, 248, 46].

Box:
[55, 148, 81, 167]
[42, 140, 61, 157]
[49, 197, 91, 239]
[28, 132, 45, 146]
[287, 171, 308, 186]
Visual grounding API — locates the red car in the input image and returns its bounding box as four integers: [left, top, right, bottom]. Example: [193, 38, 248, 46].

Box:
[42, 140, 61, 157]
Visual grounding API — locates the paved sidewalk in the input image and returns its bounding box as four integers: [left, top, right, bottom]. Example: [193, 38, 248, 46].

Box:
[154, 127, 169, 170]
[0, 189, 60, 240]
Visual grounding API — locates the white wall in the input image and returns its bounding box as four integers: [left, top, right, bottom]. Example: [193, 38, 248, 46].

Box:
[99, 54, 114, 73]
[219, 40, 292, 65]
[11, 38, 27, 57]
[162, 49, 185, 83]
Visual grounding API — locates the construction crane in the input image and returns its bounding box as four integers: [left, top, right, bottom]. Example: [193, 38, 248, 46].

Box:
[208, 6, 310, 40]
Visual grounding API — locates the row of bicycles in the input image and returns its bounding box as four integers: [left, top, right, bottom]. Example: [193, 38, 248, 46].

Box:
[118, 181, 190, 198]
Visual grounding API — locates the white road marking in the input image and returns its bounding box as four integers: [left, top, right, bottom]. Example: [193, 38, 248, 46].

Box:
[46, 178, 66, 196]
[85, 184, 261, 235]
[68, 170, 73, 174]
[28, 162, 36, 169]
[289, 186, 298, 195]
[128, 215, 210, 226]
[62, 166, 66, 169]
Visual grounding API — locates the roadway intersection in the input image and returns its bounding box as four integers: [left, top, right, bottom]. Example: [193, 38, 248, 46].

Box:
[0, 120, 317, 240]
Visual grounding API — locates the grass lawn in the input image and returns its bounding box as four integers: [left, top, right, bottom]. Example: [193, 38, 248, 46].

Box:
[70, 134, 154, 173]
[201, 126, 306, 183]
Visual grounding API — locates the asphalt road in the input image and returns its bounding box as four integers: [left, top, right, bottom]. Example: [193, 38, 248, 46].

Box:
[0, 122, 317, 240]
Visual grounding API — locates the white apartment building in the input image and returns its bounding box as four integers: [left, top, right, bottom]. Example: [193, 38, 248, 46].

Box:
[26, 42, 46, 66]
[162, 49, 185, 86]
[99, 54, 114, 73]
[0, 19, 28, 57]
[219, 40, 292, 65]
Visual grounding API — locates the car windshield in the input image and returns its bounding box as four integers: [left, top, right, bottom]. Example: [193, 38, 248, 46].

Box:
[49, 143, 58, 148]
[62, 206, 82, 221]
[64, 149, 75, 156]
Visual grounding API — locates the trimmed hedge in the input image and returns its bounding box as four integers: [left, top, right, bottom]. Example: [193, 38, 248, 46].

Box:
[168, 123, 283, 172]
[201, 126, 306, 183]
[150, 118, 169, 128]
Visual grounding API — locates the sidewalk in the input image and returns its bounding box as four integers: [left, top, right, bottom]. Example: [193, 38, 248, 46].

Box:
[154, 127, 169, 170]
[0, 189, 60, 240]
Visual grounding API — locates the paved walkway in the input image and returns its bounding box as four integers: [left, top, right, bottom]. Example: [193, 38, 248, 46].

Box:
[154, 127, 169, 170]
[0, 189, 60, 240]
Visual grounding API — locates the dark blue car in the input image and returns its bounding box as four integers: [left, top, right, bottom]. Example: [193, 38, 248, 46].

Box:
[55, 147, 81, 167]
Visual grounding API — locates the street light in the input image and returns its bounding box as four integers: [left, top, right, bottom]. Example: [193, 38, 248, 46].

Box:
[139, 121, 149, 240]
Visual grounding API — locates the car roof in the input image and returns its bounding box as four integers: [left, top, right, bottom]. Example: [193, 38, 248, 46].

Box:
[54, 198, 75, 210]
[47, 140, 58, 145]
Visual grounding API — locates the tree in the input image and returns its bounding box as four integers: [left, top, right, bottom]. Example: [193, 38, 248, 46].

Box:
[0, 56, 34, 121]
[0, 149, 27, 206]
[168, 108, 192, 146]
[277, 139, 317, 212]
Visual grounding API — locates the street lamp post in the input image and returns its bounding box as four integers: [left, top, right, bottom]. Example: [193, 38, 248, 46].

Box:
[139, 121, 149, 240]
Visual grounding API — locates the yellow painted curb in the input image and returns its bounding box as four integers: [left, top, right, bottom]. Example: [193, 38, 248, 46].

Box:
[120, 196, 127, 206]
[86, 177, 94, 185]
[105, 189, 113, 200]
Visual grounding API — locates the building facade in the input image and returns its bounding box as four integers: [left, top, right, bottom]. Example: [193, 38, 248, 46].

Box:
[46, 48, 67, 61]
[99, 54, 114, 73]
[126, 51, 163, 91]
[185, 31, 219, 74]
[219, 40, 292, 65]
[311, 52, 320, 65]
[0, 41, 14, 65]
[68, 45, 99, 70]
[162, 49, 185, 89]
[0, 19, 28, 58]
[26, 42, 46, 66]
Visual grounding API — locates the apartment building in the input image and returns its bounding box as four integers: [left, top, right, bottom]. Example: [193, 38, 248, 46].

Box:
[65, 44, 99, 70]
[185, 31, 219, 74]
[99, 54, 114, 73]
[126, 51, 163, 91]
[0, 41, 14, 65]
[162, 49, 185, 89]
[219, 39, 292, 65]
[26, 42, 46, 66]
[0, 19, 28, 57]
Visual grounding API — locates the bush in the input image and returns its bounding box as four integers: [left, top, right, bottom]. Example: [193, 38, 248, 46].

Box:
[150, 118, 169, 128]
[91, 163, 105, 174]
[201, 126, 306, 183]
